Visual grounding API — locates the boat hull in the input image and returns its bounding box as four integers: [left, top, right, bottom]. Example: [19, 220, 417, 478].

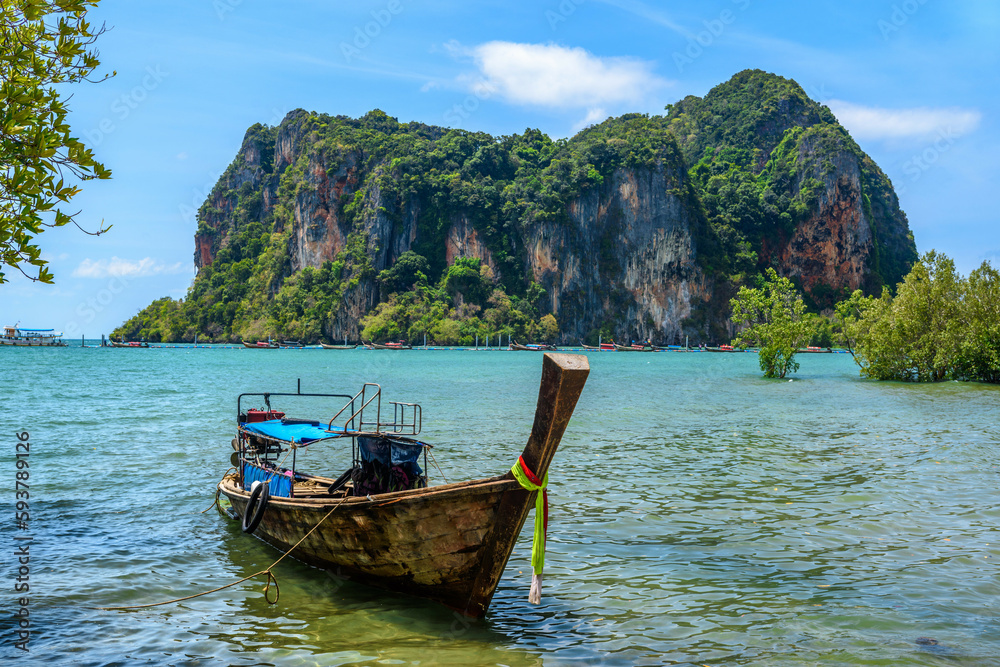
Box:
[0, 338, 66, 346]
[219, 474, 529, 616]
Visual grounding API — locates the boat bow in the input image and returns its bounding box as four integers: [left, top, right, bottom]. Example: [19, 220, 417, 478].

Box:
[465, 352, 589, 615]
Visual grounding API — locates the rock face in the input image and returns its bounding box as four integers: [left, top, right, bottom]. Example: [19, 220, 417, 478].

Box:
[779, 139, 873, 294]
[186, 71, 916, 343]
[526, 167, 707, 342]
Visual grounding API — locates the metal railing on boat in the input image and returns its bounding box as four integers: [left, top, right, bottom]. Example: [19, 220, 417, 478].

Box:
[326, 383, 421, 436]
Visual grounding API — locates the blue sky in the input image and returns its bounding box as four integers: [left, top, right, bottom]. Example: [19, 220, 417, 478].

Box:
[4, 0, 997, 336]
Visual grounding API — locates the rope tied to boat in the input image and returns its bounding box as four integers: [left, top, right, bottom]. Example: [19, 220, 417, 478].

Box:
[510, 455, 548, 604]
[91, 483, 349, 612]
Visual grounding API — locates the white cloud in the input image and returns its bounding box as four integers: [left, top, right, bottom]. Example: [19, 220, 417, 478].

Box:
[462, 41, 668, 111]
[574, 108, 609, 131]
[826, 100, 982, 141]
[72, 256, 190, 279]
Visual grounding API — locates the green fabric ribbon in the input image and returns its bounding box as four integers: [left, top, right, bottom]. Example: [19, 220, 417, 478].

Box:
[511, 458, 548, 575]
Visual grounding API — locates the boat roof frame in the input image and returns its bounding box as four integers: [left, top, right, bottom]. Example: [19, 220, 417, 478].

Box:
[237, 380, 422, 438]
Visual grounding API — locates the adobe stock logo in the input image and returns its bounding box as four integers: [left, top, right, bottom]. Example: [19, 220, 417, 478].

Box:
[85, 66, 169, 147]
[672, 0, 752, 73]
[64, 275, 131, 337]
[877, 0, 931, 40]
[340, 0, 406, 63]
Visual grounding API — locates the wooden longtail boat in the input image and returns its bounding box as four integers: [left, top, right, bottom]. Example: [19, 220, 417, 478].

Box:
[510, 343, 557, 351]
[614, 343, 653, 352]
[242, 340, 279, 349]
[218, 353, 589, 617]
[320, 343, 358, 349]
[579, 341, 615, 351]
[109, 340, 149, 348]
[364, 340, 413, 349]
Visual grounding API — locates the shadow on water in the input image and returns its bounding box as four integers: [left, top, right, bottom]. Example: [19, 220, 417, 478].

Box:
[178, 517, 551, 666]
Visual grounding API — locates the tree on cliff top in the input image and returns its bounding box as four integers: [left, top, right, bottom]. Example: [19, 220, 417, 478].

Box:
[1, 0, 112, 284]
[730, 267, 811, 378]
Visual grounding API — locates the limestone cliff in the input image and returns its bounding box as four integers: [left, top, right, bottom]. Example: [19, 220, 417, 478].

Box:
[525, 166, 707, 343]
[122, 70, 915, 344]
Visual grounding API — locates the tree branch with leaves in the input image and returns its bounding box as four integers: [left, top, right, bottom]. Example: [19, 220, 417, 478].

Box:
[1, 0, 113, 284]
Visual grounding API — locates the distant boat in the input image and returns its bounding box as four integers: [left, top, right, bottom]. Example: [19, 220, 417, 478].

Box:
[705, 345, 741, 352]
[365, 341, 413, 350]
[320, 343, 358, 349]
[510, 343, 557, 351]
[278, 340, 304, 348]
[0, 325, 66, 347]
[614, 343, 653, 352]
[579, 341, 615, 351]
[109, 340, 150, 348]
[796, 346, 833, 353]
[243, 341, 279, 349]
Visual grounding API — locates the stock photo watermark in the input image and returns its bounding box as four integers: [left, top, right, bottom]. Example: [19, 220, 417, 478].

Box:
[63, 275, 131, 337]
[13, 431, 32, 652]
[878, 0, 931, 40]
[179, 173, 223, 225]
[545, 0, 587, 30]
[897, 126, 962, 194]
[672, 0, 752, 73]
[85, 65, 168, 147]
[340, 0, 406, 63]
[213, 0, 242, 20]
[443, 80, 497, 126]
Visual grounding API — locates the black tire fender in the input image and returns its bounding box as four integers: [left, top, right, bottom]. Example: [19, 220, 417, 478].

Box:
[242, 482, 270, 534]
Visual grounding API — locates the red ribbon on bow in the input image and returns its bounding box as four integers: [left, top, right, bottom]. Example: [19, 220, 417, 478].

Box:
[518, 455, 548, 537]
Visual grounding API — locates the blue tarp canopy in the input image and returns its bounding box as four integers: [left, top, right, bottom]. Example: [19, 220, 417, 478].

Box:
[241, 419, 345, 444]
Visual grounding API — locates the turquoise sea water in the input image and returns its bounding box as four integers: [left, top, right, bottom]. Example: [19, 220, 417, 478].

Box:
[2, 345, 999, 666]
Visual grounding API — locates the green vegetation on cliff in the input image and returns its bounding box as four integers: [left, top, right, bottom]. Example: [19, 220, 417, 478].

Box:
[669, 70, 917, 303]
[117, 112, 695, 343]
[115, 70, 918, 344]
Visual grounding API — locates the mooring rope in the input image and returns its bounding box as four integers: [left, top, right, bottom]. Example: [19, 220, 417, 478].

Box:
[94, 488, 351, 611]
[428, 448, 449, 484]
[199, 468, 237, 514]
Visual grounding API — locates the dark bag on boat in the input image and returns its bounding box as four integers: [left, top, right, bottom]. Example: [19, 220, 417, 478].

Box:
[354, 435, 425, 495]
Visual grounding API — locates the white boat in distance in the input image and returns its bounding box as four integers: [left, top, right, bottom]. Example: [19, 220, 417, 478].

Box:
[1, 324, 67, 347]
